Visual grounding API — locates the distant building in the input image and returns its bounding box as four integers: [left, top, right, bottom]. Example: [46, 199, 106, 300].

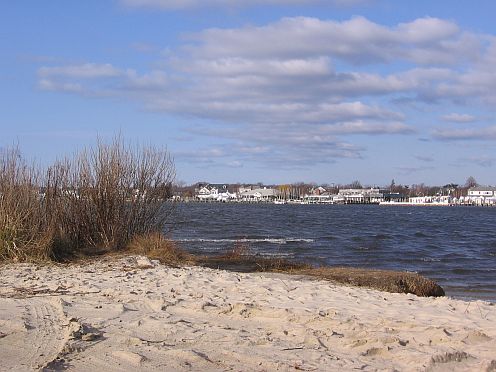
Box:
[337, 188, 383, 204]
[467, 186, 496, 205]
[310, 186, 327, 195]
[408, 196, 452, 205]
[238, 187, 277, 202]
[468, 186, 496, 197]
[195, 183, 236, 201]
[382, 192, 407, 203]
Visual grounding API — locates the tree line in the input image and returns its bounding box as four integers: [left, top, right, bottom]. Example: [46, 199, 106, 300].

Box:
[173, 177, 481, 198]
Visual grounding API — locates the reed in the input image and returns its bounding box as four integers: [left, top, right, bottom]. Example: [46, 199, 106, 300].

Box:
[127, 232, 195, 266]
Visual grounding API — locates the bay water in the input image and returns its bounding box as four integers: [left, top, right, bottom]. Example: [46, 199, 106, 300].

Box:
[169, 203, 496, 301]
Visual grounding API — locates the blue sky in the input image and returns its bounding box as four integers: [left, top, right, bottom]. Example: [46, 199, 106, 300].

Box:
[2, 0, 496, 186]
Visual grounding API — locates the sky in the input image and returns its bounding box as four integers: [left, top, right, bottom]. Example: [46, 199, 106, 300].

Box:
[2, 0, 496, 186]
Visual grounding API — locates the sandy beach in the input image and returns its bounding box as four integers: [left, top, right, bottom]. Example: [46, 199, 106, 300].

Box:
[0, 256, 495, 371]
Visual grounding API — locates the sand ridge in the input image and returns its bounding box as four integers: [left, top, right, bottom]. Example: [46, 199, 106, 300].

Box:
[0, 256, 495, 371]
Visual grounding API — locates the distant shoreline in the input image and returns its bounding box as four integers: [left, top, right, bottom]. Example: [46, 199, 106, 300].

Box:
[176, 199, 495, 207]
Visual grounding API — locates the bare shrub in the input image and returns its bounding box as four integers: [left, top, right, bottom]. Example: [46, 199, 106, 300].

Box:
[0, 138, 176, 262]
[49, 137, 176, 256]
[220, 240, 251, 260]
[0, 147, 53, 261]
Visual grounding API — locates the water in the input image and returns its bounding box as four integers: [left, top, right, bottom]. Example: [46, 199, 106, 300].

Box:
[168, 203, 496, 302]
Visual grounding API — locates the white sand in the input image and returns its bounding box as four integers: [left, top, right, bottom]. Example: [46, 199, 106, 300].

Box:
[0, 256, 495, 371]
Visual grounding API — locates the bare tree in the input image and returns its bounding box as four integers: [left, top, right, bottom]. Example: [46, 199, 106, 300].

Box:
[465, 176, 478, 188]
[349, 180, 362, 189]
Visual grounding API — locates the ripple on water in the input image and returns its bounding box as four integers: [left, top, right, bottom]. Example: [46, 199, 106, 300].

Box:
[421, 257, 441, 262]
[414, 231, 428, 238]
[172, 203, 496, 302]
[374, 234, 391, 240]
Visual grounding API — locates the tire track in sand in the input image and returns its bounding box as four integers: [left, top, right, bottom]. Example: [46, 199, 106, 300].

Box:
[0, 297, 70, 371]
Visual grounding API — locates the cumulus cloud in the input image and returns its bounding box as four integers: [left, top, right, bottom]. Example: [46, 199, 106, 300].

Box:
[423, 38, 496, 105]
[186, 16, 479, 65]
[36, 16, 496, 166]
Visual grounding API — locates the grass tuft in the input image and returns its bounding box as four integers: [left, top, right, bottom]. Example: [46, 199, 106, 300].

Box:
[127, 233, 195, 266]
[195, 240, 444, 297]
[299, 267, 445, 297]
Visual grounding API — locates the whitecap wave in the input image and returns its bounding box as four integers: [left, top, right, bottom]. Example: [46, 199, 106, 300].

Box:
[421, 257, 441, 262]
[174, 238, 314, 244]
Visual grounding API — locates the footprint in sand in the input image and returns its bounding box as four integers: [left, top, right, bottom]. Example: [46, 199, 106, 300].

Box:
[462, 330, 492, 344]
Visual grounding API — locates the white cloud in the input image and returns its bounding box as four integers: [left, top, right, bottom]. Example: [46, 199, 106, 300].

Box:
[441, 113, 477, 123]
[187, 16, 479, 65]
[433, 126, 496, 141]
[36, 16, 496, 165]
[318, 120, 413, 135]
[423, 38, 496, 105]
[38, 79, 84, 93]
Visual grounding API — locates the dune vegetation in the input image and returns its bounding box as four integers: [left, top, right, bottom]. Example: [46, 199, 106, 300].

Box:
[0, 137, 175, 262]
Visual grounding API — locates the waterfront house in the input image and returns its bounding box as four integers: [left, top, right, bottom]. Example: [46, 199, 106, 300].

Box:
[337, 188, 383, 204]
[467, 186, 496, 205]
[311, 186, 327, 195]
[196, 183, 236, 201]
[408, 196, 452, 205]
[238, 187, 277, 202]
[382, 192, 407, 203]
[303, 186, 335, 203]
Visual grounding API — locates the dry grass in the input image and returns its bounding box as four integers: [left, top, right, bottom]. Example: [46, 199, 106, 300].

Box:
[298, 267, 445, 297]
[142, 239, 445, 297]
[198, 251, 444, 296]
[127, 233, 196, 266]
[198, 241, 310, 273]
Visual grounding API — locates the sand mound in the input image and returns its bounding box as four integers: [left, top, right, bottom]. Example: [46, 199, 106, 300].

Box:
[304, 267, 445, 297]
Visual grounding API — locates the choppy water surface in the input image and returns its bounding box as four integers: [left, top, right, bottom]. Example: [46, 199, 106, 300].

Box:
[169, 203, 496, 301]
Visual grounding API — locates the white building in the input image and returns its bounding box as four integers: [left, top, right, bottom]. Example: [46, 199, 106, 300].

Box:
[196, 184, 236, 202]
[337, 188, 383, 204]
[238, 187, 277, 202]
[467, 186, 496, 205]
[303, 194, 334, 204]
[408, 196, 452, 205]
